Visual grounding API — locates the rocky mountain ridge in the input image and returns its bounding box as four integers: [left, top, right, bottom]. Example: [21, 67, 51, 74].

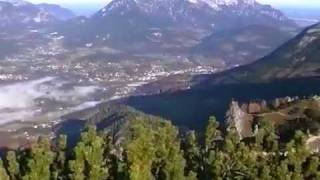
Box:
[0, 0, 75, 32]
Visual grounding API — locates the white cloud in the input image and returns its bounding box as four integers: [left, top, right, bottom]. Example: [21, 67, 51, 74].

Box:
[0, 76, 100, 124]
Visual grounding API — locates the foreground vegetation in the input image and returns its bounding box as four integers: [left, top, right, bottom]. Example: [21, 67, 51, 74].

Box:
[0, 115, 319, 180]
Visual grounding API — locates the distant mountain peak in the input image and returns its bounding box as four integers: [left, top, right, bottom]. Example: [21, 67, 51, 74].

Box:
[62, 0, 296, 54]
[104, 0, 257, 10]
[0, 0, 29, 6]
[188, 0, 256, 8]
[37, 3, 76, 20]
[100, 0, 286, 22]
[96, 0, 294, 30]
[0, 0, 76, 32]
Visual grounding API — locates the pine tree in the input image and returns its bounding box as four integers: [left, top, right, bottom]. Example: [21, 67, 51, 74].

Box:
[259, 165, 272, 180]
[286, 131, 310, 180]
[6, 151, 20, 180]
[234, 142, 257, 179]
[69, 142, 86, 180]
[69, 126, 108, 180]
[203, 116, 223, 179]
[304, 156, 320, 179]
[0, 110, 318, 180]
[126, 122, 155, 180]
[23, 136, 55, 180]
[186, 171, 198, 180]
[206, 150, 223, 180]
[0, 159, 9, 180]
[154, 122, 185, 180]
[183, 131, 200, 177]
[220, 127, 242, 179]
[52, 135, 67, 179]
[255, 120, 278, 152]
[82, 126, 108, 180]
[125, 120, 186, 180]
[205, 116, 220, 151]
[223, 127, 240, 153]
[274, 161, 290, 180]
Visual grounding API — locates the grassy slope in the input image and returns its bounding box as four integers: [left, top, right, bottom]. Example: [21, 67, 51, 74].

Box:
[256, 98, 320, 141]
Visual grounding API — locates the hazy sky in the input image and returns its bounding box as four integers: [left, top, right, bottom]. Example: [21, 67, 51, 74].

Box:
[28, 0, 320, 8]
[258, 0, 320, 7]
[29, 0, 107, 6]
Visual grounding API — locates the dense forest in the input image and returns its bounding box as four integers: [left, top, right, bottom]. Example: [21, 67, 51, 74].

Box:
[0, 112, 319, 180]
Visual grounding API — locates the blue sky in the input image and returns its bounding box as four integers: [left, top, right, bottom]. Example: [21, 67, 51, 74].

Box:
[28, 0, 320, 8]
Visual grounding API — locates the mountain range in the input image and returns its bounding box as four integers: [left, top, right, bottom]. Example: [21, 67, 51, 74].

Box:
[0, 0, 301, 68]
[59, 0, 297, 54]
[36, 3, 76, 21]
[123, 22, 320, 130]
[192, 25, 294, 65]
[0, 0, 75, 32]
[136, 22, 320, 92]
[197, 23, 320, 85]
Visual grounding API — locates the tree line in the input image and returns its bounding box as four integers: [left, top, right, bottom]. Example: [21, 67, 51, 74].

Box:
[0, 116, 319, 180]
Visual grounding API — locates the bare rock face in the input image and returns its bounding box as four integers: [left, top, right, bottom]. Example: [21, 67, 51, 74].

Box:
[226, 101, 253, 139]
[306, 135, 320, 153]
[272, 98, 281, 109]
[248, 102, 262, 114]
[240, 103, 248, 112]
[260, 100, 268, 112]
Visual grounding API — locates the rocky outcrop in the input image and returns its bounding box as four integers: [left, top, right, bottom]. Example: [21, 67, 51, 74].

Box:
[248, 102, 262, 114]
[306, 135, 320, 153]
[226, 101, 253, 139]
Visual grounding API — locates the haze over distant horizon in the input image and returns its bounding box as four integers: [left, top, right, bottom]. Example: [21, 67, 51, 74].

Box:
[27, 0, 320, 8]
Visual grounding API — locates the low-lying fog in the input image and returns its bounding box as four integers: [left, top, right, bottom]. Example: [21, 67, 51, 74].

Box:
[0, 76, 102, 125]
